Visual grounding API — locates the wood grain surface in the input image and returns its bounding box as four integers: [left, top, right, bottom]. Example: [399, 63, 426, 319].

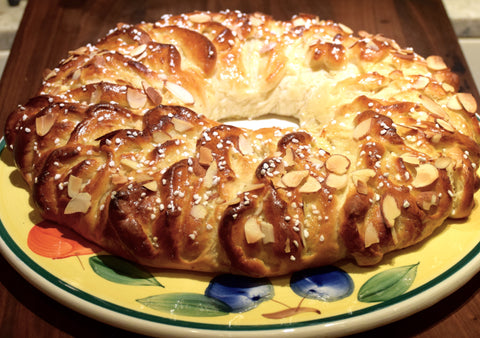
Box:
[0, 0, 479, 337]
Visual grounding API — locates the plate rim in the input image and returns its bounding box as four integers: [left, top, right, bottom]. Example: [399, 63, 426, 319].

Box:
[1, 137, 480, 337]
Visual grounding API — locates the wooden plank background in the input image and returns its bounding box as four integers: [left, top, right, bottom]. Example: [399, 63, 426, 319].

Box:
[0, 0, 479, 337]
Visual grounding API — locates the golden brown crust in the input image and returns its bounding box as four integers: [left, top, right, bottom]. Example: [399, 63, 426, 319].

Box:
[4, 10, 480, 277]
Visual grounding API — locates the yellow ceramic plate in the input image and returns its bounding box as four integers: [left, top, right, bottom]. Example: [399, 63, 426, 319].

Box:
[1, 137, 480, 337]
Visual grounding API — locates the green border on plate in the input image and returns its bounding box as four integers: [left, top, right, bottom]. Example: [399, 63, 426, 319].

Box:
[1, 137, 479, 332]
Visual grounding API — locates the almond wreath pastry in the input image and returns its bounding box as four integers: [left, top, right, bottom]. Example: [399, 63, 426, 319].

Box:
[5, 11, 480, 277]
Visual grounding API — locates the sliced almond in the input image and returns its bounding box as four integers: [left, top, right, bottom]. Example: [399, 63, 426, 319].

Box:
[457, 93, 477, 114]
[283, 148, 295, 167]
[434, 157, 452, 169]
[338, 23, 353, 35]
[72, 69, 82, 81]
[199, 146, 214, 165]
[35, 113, 56, 136]
[364, 222, 380, 247]
[353, 118, 372, 140]
[127, 88, 147, 109]
[165, 81, 195, 105]
[242, 183, 265, 192]
[426, 55, 447, 71]
[112, 174, 128, 185]
[412, 76, 429, 89]
[90, 86, 102, 105]
[68, 175, 83, 198]
[189, 13, 211, 23]
[244, 217, 264, 244]
[260, 221, 275, 244]
[120, 158, 140, 170]
[203, 162, 218, 188]
[238, 134, 253, 155]
[44, 69, 56, 81]
[382, 194, 401, 228]
[299, 176, 321, 193]
[152, 130, 171, 144]
[400, 153, 420, 165]
[142, 81, 163, 106]
[436, 118, 454, 132]
[419, 94, 448, 119]
[351, 168, 376, 186]
[325, 154, 350, 175]
[130, 44, 147, 57]
[284, 238, 291, 253]
[64, 192, 91, 214]
[69, 46, 89, 56]
[281, 170, 309, 188]
[326, 173, 348, 190]
[447, 95, 463, 111]
[172, 117, 194, 133]
[355, 180, 369, 195]
[191, 204, 208, 219]
[442, 83, 455, 93]
[411, 163, 439, 188]
[143, 180, 158, 191]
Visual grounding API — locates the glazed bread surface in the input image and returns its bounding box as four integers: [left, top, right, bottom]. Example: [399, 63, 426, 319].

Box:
[5, 11, 480, 277]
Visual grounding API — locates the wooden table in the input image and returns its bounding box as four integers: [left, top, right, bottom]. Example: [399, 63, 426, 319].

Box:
[0, 0, 479, 337]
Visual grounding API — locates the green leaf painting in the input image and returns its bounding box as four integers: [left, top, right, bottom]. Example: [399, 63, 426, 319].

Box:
[137, 293, 230, 317]
[358, 263, 419, 302]
[89, 255, 163, 287]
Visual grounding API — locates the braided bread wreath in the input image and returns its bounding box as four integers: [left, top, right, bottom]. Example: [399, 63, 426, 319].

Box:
[4, 10, 480, 278]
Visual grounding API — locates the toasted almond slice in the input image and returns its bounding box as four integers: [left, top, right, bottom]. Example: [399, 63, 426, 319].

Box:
[189, 13, 211, 23]
[136, 173, 154, 183]
[457, 93, 477, 114]
[400, 153, 420, 165]
[165, 81, 195, 104]
[364, 222, 380, 247]
[90, 86, 102, 104]
[64, 192, 91, 214]
[412, 76, 429, 89]
[44, 69, 56, 81]
[325, 154, 350, 175]
[292, 17, 306, 26]
[199, 146, 214, 165]
[353, 118, 372, 140]
[191, 204, 208, 219]
[172, 117, 194, 133]
[326, 173, 348, 189]
[260, 221, 275, 244]
[351, 168, 376, 186]
[355, 180, 369, 195]
[412, 163, 439, 188]
[282, 170, 309, 188]
[284, 238, 291, 253]
[436, 118, 454, 132]
[244, 217, 264, 244]
[447, 95, 463, 110]
[426, 55, 447, 70]
[242, 183, 265, 192]
[152, 130, 170, 144]
[382, 194, 400, 228]
[238, 134, 254, 155]
[143, 180, 158, 191]
[299, 176, 321, 193]
[434, 157, 452, 169]
[442, 83, 455, 93]
[283, 148, 295, 167]
[72, 69, 82, 81]
[69, 46, 89, 56]
[203, 162, 218, 188]
[35, 113, 56, 136]
[145, 86, 162, 105]
[127, 87, 147, 109]
[120, 158, 140, 170]
[338, 23, 353, 35]
[112, 174, 128, 185]
[68, 175, 83, 198]
[130, 44, 147, 57]
[419, 94, 448, 119]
